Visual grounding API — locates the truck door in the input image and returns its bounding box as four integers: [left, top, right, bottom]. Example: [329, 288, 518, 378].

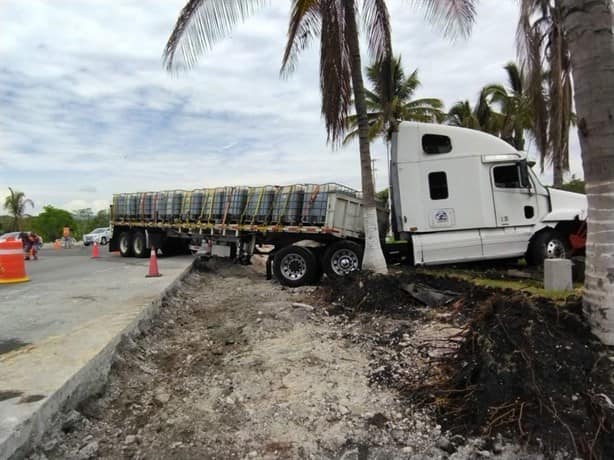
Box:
[491, 162, 539, 227]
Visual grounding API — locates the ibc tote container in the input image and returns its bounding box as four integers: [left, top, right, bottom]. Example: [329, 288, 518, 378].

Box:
[180, 191, 192, 221]
[211, 187, 227, 223]
[271, 185, 305, 225]
[111, 195, 121, 220]
[226, 187, 248, 223]
[165, 191, 184, 221]
[155, 191, 169, 222]
[199, 189, 215, 222]
[244, 186, 276, 224]
[301, 183, 358, 225]
[189, 189, 205, 221]
[127, 193, 139, 218]
[139, 192, 154, 221]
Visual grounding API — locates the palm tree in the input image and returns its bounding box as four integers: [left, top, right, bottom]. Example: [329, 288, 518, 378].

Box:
[343, 56, 444, 144]
[518, 0, 573, 186]
[162, 0, 477, 274]
[447, 88, 500, 134]
[482, 62, 532, 151]
[560, 1, 614, 345]
[3, 188, 34, 231]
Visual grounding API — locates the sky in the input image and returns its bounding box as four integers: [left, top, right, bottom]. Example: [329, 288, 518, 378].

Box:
[0, 0, 583, 215]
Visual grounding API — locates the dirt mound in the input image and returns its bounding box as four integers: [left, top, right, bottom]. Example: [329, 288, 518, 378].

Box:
[317, 270, 614, 459]
[410, 294, 614, 459]
[318, 269, 479, 316]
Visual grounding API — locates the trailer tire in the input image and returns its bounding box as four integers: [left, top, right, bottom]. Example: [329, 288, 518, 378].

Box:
[119, 231, 133, 257]
[132, 232, 148, 258]
[322, 240, 363, 279]
[526, 229, 568, 266]
[273, 246, 318, 287]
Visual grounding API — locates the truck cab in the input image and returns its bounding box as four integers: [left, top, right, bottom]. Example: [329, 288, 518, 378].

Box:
[390, 122, 586, 266]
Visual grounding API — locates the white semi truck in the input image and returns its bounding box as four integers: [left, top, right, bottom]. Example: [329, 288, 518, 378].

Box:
[109, 122, 587, 286]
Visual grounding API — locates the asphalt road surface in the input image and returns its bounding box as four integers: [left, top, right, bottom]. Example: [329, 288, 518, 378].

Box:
[0, 245, 191, 346]
[0, 244, 193, 457]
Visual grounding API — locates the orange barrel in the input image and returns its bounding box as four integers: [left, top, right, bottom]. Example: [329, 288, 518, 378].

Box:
[0, 239, 29, 284]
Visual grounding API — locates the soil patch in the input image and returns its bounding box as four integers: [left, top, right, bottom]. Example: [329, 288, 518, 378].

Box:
[315, 268, 614, 459]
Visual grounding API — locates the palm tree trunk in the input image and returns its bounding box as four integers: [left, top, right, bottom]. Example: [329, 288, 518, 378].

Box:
[551, 2, 565, 187]
[553, 155, 564, 186]
[562, 0, 614, 345]
[343, 0, 387, 274]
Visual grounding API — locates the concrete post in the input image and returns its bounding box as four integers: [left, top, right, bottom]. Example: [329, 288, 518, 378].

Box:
[544, 258, 573, 292]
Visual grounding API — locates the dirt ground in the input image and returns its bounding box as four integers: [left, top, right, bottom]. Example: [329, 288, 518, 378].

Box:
[27, 261, 612, 460]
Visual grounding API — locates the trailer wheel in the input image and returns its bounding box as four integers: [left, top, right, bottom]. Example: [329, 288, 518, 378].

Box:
[132, 232, 148, 258]
[119, 231, 133, 257]
[273, 246, 318, 287]
[322, 241, 363, 279]
[526, 229, 568, 266]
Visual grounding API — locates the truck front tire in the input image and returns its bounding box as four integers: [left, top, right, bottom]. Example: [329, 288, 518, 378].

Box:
[273, 246, 318, 287]
[526, 230, 568, 266]
[119, 232, 133, 257]
[322, 241, 363, 279]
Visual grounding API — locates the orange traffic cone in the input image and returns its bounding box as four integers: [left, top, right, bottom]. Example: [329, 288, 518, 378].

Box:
[146, 247, 161, 277]
[0, 239, 29, 284]
[91, 242, 100, 259]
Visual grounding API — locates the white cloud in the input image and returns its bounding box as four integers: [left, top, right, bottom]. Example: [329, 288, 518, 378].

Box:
[0, 0, 584, 217]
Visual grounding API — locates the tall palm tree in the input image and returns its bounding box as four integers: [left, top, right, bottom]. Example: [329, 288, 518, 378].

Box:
[447, 88, 500, 134]
[482, 62, 532, 150]
[343, 56, 444, 144]
[561, 1, 614, 345]
[518, 0, 573, 186]
[3, 188, 34, 231]
[162, 0, 477, 274]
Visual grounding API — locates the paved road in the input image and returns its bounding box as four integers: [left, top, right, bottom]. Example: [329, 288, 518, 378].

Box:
[0, 245, 193, 458]
[0, 245, 183, 346]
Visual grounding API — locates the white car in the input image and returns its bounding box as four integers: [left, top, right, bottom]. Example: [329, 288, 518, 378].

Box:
[83, 227, 111, 246]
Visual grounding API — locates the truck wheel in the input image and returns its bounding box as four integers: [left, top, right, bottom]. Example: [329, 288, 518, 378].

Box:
[273, 246, 318, 287]
[526, 230, 568, 266]
[132, 232, 148, 258]
[322, 240, 363, 279]
[119, 232, 133, 257]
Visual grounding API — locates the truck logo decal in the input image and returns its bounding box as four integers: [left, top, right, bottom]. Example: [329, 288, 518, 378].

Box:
[435, 210, 449, 223]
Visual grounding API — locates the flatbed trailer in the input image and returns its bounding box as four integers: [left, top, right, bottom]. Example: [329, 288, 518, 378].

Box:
[109, 188, 392, 286]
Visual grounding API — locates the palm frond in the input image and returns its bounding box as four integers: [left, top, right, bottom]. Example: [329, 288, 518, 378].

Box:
[414, 0, 478, 39]
[504, 62, 524, 94]
[281, 0, 320, 76]
[362, 0, 392, 62]
[319, 0, 352, 145]
[163, 0, 268, 71]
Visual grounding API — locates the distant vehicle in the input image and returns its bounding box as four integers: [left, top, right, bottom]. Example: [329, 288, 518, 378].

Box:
[0, 231, 44, 250]
[83, 227, 111, 246]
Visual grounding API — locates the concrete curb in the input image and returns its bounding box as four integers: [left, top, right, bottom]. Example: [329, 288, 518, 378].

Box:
[2, 262, 195, 460]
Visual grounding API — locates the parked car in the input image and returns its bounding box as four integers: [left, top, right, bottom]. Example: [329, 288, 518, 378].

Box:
[83, 227, 111, 246]
[0, 231, 44, 250]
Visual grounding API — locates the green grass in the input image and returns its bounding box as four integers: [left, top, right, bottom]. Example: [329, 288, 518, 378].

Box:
[416, 267, 582, 302]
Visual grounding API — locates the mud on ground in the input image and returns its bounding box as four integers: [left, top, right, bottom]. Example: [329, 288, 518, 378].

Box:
[28, 262, 613, 460]
[317, 270, 614, 460]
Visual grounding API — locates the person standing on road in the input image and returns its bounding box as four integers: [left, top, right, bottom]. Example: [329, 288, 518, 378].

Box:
[62, 226, 72, 249]
[28, 233, 40, 260]
[20, 232, 32, 260]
